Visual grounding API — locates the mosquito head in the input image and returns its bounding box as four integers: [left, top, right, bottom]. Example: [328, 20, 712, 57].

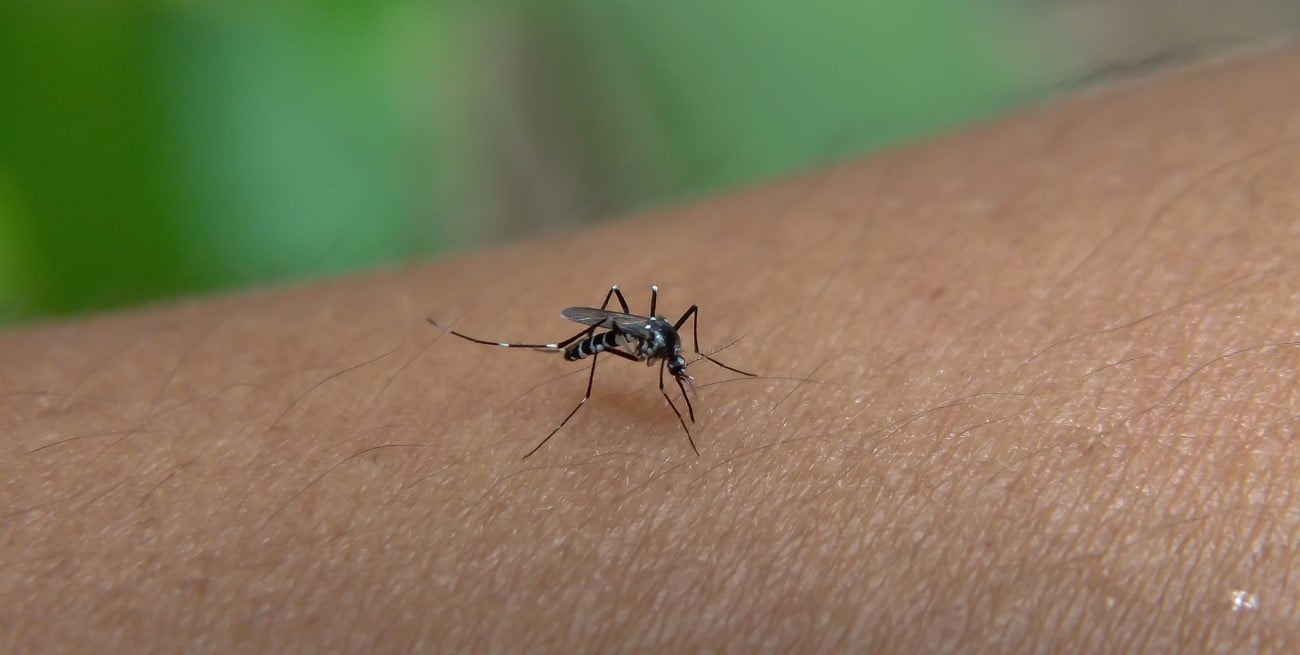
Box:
[667, 354, 690, 381]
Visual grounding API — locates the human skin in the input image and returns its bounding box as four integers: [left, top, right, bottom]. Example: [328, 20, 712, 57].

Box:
[6, 48, 1300, 653]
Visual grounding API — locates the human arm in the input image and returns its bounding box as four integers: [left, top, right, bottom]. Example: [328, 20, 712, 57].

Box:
[5, 48, 1300, 652]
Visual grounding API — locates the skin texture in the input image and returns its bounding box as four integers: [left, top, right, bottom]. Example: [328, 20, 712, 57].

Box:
[6, 47, 1300, 653]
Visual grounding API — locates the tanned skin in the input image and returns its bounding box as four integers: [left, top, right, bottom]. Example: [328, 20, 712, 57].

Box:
[5, 47, 1300, 653]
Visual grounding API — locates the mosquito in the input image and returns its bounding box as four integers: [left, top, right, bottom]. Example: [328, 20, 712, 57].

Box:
[428, 284, 755, 458]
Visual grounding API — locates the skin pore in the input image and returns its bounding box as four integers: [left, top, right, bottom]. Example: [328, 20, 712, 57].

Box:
[5, 47, 1300, 652]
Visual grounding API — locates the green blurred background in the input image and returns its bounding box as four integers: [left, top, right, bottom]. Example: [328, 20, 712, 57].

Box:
[2, 1, 1295, 324]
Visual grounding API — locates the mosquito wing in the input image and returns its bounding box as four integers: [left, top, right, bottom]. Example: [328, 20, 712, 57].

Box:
[561, 307, 656, 338]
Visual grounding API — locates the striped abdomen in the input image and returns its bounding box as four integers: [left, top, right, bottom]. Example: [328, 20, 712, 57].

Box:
[565, 330, 638, 361]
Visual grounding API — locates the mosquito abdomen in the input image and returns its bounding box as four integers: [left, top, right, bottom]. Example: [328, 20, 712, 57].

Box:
[566, 330, 635, 361]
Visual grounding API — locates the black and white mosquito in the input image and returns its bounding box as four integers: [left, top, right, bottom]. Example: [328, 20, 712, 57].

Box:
[429, 285, 755, 458]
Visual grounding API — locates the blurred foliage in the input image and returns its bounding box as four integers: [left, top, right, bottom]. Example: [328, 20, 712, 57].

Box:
[0, 1, 1039, 324]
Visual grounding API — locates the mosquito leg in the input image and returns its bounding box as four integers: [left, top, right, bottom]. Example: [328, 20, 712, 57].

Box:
[523, 350, 602, 459]
[672, 306, 757, 377]
[649, 285, 659, 317]
[659, 362, 699, 455]
[600, 345, 640, 363]
[427, 318, 591, 352]
[432, 283, 627, 350]
[600, 284, 631, 314]
[675, 373, 697, 422]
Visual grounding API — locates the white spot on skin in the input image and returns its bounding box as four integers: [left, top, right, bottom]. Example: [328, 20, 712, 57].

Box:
[1230, 590, 1258, 612]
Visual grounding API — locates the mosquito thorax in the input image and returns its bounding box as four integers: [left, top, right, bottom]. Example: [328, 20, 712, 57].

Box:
[638, 316, 676, 358]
